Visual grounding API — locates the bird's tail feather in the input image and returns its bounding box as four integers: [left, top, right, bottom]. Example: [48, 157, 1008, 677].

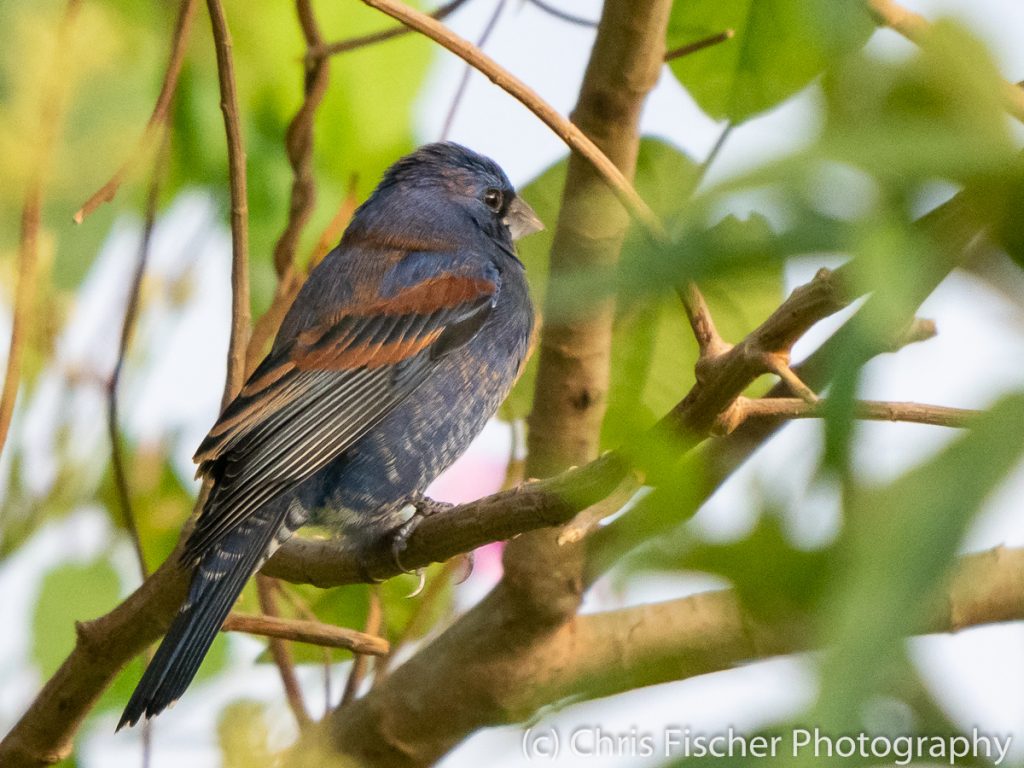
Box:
[117, 513, 282, 730]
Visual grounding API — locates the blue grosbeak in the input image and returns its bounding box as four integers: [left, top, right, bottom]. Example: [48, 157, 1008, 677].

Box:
[118, 142, 541, 728]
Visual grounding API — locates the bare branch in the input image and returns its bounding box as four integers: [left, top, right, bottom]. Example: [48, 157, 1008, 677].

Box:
[222, 610, 389, 655]
[107, 129, 173, 581]
[271, 0, 332, 278]
[341, 587, 382, 705]
[206, 0, 252, 405]
[73, 0, 198, 224]
[309, 0, 471, 60]
[527, 0, 596, 28]
[256, 576, 312, 727]
[664, 28, 734, 61]
[726, 396, 978, 431]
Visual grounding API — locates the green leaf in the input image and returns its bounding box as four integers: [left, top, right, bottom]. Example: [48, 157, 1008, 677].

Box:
[820, 21, 1013, 184]
[817, 392, 1024, 726]
[218, 701, 274, 768]
[32, 558, 121, 678]
[667, 0, 874, 122]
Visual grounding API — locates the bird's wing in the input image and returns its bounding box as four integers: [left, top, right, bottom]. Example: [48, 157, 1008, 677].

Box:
[182, 248, 499, 561]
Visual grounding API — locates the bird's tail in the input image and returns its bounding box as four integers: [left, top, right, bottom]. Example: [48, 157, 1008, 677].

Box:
[117, 509, 286, 730]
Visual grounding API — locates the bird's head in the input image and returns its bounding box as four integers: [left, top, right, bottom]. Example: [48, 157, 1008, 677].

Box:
[345, 142, 544, 248]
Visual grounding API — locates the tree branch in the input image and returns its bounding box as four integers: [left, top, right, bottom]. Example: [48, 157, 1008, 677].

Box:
[271, 0, 331, 279]
[493, 546, 1024, 715]
[726, 396, 978, 431]
[664, 29, 734, 61]
[206, 0, 252, 405]
[308, 0, 471, 60]
[107, 128, 172, 581]
[256, 576, 312, 727]
[222, 610, 389, 655]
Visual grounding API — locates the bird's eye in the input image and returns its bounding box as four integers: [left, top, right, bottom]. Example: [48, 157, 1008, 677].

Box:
[483, 187, 504, 213]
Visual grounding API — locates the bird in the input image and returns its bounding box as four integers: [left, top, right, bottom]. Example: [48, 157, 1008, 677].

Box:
[118, 142, 542, 729]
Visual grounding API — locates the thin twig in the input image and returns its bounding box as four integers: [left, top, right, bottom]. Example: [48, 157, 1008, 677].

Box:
[272, 583, 334, 712]
[309, 0, 471, 60]
[73, 0, 198, 224]
[663, 29, 734, 61]
[439, 0, 506, 140]
[866, 0, 1024, 123]
[341, 587, 382, 705]
[206, 0, 252, 405]
[272, 0, 332, 278]
[678, 282, 728, 360]
[360, 0, 666, 237]
[760, 352, 819, 403]
[0, 0, 83, 458]
[527, 0, 596, 27]
[223, 609, 390, 654]
[108, 128, 173, 583]
[723, 396, 978, 432]
[256, 576, 312, 727]
[692, 121, 733, 191]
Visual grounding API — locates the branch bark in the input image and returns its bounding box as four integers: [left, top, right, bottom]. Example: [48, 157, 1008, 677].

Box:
[206, 0, 252, 405]
[270, 0, 331, 279]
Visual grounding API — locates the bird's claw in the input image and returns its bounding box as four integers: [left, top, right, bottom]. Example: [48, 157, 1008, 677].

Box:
[405, 569, 427, 598]
[453, 550, 475, 585]
[388, 498, 455, 596]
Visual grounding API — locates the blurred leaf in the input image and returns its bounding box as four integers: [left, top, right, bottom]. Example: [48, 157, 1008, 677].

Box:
[817, 393, 1024, 727]
[666, 0, 873, 122]
[821, 21, 1013, 184]
[96, 447, 194, 569]
[218, 700, 274, 768]
[504, 139, 785, 442]
[683, 514, 832, 621]
[32, 558, 120, 677]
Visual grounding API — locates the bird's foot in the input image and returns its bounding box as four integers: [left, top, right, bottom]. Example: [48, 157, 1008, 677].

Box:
[388, 498, 454, 597]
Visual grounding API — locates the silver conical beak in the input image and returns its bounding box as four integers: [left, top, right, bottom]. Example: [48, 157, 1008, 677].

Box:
[503, 196, 544, 241]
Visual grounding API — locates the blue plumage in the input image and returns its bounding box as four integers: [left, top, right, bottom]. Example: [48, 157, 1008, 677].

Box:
[118, 142, 540, 729]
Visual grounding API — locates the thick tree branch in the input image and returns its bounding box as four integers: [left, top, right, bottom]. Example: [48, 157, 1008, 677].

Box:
[495, 546, 1024, 715]
[506, 0, 673, 636]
